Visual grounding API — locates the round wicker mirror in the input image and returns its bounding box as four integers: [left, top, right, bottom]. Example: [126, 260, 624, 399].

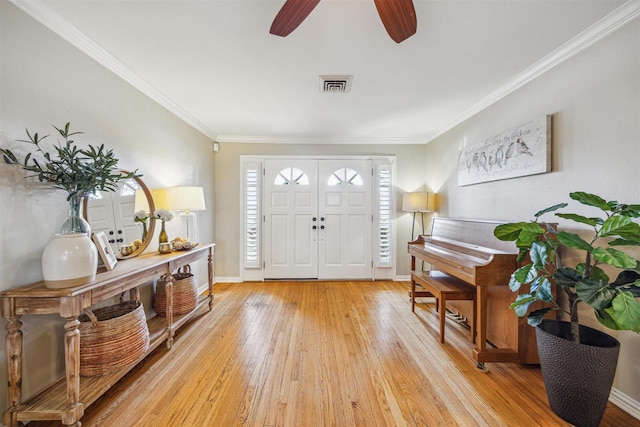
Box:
[83, 171, 156, 259]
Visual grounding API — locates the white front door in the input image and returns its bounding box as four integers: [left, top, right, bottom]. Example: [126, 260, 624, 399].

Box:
[264, 159, 318, 279]
[318, 159, 372, 279]
[263, 159, 373, 280]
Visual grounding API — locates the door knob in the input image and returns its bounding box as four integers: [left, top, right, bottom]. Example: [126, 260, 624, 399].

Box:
[313, 225, 317, 230]
[320, 225, 325, 230]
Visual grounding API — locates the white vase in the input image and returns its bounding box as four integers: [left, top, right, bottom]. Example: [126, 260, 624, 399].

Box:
[42, 233, 98, 289]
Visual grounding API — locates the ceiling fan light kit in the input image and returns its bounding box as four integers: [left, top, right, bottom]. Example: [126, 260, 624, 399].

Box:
[270, 0, 417, 43]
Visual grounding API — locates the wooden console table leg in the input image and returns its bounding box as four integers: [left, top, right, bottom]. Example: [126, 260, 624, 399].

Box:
[59, 295, 84, 427]
[61, 315, 83, 426]
[3, 304, 22, 427]
[166, 275, 175, 349]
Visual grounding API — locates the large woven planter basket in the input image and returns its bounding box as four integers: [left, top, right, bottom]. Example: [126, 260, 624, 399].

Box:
[79, 300, 150, 377]
[154, 265, 198, 316]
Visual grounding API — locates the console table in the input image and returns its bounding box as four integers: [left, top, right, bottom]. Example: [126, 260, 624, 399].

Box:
[1, 243, 215, 427]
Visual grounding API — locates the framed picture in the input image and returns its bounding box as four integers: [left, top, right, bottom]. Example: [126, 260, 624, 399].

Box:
[92, 232, 118, 271]
[457, 115, 552, 186]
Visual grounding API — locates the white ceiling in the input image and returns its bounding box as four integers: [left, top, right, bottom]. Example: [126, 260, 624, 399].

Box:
[13, 0, 638, 144]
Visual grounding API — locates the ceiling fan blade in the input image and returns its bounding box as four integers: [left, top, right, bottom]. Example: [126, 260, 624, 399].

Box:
[270, 0, 321, 37]
[373, 0, 417, 43]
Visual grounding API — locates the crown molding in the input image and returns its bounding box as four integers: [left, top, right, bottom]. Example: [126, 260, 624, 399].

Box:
[214, 135, 427, 144]
[9, 0, 218, 141]
[423, 0, 640, 144]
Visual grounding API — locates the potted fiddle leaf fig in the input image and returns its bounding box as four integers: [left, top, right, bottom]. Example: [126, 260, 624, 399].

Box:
[493, 192, 640, 427]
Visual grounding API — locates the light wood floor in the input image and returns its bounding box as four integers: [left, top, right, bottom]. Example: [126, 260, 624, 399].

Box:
[31, 281, 639, 426]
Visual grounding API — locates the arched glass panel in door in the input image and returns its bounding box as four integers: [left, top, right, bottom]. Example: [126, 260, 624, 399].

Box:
[274, 167, 309, 186]
[327, 167, 363, 186]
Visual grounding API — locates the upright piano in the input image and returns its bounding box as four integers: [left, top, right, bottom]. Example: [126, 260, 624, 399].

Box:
[408, 217, 542, 366]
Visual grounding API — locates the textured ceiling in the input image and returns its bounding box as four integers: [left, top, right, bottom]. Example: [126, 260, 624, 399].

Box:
[14, 0, 636, 144]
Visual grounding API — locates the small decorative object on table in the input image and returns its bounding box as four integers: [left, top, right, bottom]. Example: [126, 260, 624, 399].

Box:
[92, 232, 118, 270]
[158, 242, 172, 254]
[118, 239, 143, 259]
[171, 236, 198, 251]
[119, 245, 135, 257]
[153, 208, 174, 244]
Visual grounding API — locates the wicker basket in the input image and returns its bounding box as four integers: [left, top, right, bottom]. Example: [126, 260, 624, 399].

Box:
[79, 300, 150, 377]
[154, 265, 198, 316]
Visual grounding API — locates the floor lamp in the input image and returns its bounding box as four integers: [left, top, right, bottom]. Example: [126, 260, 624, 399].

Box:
[402, 191, 434, 240]
[403, 191, 435, 272]
[167, 186, 206, 242]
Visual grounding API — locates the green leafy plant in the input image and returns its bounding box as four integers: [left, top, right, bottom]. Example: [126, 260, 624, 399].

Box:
[1, 122, 134, 200]
[494, 192, 640, 342]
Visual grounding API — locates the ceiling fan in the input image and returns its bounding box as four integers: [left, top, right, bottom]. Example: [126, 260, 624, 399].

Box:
[270, 0, 417, 44]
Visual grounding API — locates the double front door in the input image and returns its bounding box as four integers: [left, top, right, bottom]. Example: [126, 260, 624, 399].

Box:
[263, 159, 373, 279]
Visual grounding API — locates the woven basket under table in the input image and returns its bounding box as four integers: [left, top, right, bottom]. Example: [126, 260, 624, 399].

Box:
[78, 300, 150, 377]
[154, 264, 198, 316]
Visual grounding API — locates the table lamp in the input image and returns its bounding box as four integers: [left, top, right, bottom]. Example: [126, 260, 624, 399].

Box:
[167, 186, 206, 242]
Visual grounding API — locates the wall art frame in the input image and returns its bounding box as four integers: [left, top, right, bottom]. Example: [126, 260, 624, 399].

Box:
[457, 115, 552, 186]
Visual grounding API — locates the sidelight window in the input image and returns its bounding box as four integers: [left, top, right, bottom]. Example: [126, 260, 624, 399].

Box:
[244, 162, 261, 268]
[375, 164, 392, 267]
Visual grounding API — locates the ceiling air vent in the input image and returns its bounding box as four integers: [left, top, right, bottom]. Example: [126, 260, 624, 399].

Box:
[320, 75, 352, 93]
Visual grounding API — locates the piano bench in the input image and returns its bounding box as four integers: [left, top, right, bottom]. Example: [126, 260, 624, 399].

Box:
[410, 271, 476, 344]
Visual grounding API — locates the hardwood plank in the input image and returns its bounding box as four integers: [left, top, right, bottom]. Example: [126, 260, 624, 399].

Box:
[28, 281, 638, 427]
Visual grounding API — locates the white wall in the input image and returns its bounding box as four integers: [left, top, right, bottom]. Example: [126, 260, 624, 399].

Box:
[423, 18, 640, 406]
[0, 1, 215, 407]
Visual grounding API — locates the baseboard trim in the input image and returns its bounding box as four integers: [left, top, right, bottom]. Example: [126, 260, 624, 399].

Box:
[610, 387, 640, 420]
[214, 276, 243, 284]
[216, 277, 409, 284]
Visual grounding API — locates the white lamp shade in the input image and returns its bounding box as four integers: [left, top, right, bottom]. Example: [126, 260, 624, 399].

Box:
[402, 192, 435, 212]
[134, 188, 169, 213]
[167, 186, 206, 212]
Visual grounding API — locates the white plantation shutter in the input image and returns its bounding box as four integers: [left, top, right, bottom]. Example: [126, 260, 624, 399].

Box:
[375, 163, 393, 267]
[244, 161, 261, 268]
